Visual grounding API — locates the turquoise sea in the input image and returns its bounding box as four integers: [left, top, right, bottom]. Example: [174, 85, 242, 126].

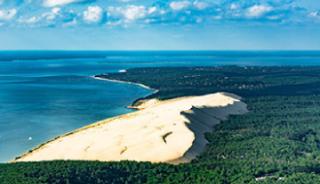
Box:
[1, 51, 320, 162]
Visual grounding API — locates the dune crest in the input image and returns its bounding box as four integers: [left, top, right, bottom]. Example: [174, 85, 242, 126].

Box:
[15, 92, 247, 163]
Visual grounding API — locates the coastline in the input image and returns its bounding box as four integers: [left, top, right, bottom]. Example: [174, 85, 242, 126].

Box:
[13, 74, 157, 162]
[14, 92, 247, 163]
[92, 76, 158, 94]
[92, 75, 159, 108]
[13, 71, 248, 163]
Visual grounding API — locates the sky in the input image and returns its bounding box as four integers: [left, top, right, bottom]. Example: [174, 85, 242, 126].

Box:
[0, 0, 320, 50]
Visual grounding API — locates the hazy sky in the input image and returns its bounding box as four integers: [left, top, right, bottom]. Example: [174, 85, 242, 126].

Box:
[0, 0, 320, 50]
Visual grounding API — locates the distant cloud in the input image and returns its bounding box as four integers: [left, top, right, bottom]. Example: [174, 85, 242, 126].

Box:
[229, 3, 239, 10]
[43, 0, 93, 7]
[18, 7, 78, 27]
[123, 5, 147, 21]
[148, 7, 157, 14]
[246, 5, 273, 18]
[0, 9, 17, 21]
[193, 1, 209, 10]
[169, 1, 191, 11]
[108, 5, 150, 22]
[19, 16, 39, 24]
[44, 8, 62, 21]
[117, 0, 133, 2]
[309, 11, 320, 18]
[0, 0, 318, 28]
[83, 6, 104, 23]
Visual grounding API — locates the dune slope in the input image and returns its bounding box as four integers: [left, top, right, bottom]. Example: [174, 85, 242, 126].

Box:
[15, 92, 247, 163]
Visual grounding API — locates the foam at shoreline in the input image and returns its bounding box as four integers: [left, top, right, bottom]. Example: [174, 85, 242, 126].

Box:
[93, 76, 158, 92]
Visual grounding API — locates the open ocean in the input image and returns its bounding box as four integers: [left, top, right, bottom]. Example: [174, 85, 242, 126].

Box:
[1, 51, 320, 162]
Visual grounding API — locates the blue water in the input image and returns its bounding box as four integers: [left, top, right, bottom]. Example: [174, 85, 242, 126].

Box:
[1, 51, 320, 162]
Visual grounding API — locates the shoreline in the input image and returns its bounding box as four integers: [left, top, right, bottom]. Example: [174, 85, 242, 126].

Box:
[92, 76, 158, 94]
[14, 92, 247, 163]
[13, 71, 248, 164]
[12, 74, 158, 162]
[92, 75, 159, 108]
[13, 107, 144, 162]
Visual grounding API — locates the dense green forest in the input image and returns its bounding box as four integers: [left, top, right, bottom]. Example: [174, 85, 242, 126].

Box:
[98, 66, 320, 100]
[3, 66, 320, 184]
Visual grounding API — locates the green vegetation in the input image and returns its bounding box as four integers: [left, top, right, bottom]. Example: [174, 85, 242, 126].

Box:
[3, 66, 320, 183]
[98, 66, 320, 100]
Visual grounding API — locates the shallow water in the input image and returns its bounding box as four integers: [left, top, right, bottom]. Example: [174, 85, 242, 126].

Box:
[1, 51, 320, 162]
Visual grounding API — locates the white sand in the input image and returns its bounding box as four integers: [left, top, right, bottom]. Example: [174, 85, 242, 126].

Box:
[15, 92, 247, 163]
[93, 76, 158, 92]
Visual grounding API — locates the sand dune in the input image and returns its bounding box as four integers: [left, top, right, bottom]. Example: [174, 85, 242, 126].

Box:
[15, 92, 247, 163]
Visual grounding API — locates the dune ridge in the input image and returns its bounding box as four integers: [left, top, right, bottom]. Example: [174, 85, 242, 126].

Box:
[15, 92, 247, 163]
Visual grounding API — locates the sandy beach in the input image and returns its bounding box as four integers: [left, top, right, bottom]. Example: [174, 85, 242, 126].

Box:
[15, 92, 247, 163]
[93, 76, 159, 93]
